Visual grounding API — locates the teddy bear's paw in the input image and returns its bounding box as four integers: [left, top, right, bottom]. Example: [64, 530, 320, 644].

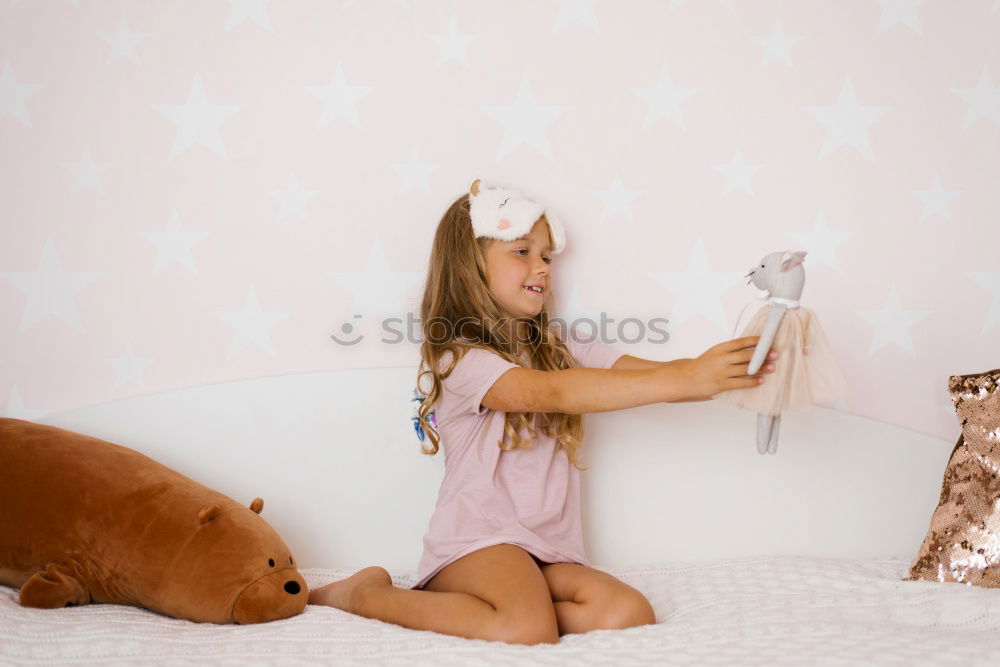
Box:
[19, 560, 92, 609]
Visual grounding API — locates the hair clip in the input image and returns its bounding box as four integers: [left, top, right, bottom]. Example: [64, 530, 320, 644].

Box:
[410, 386, 437, 443]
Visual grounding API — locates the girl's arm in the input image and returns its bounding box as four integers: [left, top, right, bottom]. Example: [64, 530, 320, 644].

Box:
[611, 355, 683, 371]
[482, 361, 699, 415]
[611, 355, 707, 403]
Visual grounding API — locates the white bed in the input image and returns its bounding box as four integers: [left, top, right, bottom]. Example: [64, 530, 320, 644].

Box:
[2, 366, 997, 665]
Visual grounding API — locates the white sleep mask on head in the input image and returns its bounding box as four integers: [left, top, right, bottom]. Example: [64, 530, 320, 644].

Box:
[468, 178, 566, 254]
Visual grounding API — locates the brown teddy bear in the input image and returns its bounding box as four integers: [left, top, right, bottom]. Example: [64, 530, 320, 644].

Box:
[0, 417, 307, 624]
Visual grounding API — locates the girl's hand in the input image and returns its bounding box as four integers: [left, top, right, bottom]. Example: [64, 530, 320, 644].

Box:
[675, 336, 778, 402]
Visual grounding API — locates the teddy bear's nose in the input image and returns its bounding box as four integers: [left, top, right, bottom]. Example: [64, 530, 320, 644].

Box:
[284, 580, 301, 595]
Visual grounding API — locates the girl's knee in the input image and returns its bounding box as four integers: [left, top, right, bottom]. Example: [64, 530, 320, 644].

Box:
[496, 605, 559, 645]
[600, 591, 657, 630]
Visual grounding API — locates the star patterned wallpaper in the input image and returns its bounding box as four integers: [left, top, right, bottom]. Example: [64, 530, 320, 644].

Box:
[1, 0, 998, 446]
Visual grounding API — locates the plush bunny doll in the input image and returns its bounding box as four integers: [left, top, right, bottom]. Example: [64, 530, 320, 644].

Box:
[712, 250, 848, 455]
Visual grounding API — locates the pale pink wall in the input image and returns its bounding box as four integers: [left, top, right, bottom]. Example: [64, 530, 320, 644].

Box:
[1, 0, 998, 444]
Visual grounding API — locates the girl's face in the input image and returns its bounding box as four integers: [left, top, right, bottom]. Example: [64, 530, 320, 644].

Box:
[484, 217, 553, 321]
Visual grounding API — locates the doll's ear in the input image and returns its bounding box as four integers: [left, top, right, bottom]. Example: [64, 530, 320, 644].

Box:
[779, 250, 807, 272]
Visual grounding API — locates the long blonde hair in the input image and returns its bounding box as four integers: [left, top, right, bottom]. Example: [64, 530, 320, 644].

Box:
[415, 190, 589, 471]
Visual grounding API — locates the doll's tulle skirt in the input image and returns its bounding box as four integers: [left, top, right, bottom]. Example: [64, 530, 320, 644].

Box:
[712, 305, 848, 417]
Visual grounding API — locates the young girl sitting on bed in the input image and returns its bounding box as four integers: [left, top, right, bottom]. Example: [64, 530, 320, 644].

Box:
[308, 178, 778, 644]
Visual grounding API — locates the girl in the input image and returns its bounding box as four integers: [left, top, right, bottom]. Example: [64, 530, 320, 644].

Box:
[308, 179, 779, 645]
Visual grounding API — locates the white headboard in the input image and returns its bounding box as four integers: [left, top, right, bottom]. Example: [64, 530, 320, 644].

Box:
[35, 367, 951, 571]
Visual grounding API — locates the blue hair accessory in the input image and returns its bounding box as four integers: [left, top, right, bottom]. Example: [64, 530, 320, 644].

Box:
[410, 387, 437, 443]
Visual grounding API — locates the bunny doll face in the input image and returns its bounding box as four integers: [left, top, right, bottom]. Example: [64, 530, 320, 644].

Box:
[745, 250, 807, 299]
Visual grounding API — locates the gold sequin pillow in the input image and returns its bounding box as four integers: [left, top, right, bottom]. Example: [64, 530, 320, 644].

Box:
[905, 368, 1000, 587]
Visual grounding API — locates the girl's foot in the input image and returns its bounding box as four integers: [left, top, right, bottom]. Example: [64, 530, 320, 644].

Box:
[307, 565, 392, 614]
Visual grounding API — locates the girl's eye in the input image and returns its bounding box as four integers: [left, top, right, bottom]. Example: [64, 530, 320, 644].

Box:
[515, 249, 552, 263]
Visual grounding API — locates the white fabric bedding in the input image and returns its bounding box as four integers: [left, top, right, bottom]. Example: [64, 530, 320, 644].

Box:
[2, 555, 999, 666]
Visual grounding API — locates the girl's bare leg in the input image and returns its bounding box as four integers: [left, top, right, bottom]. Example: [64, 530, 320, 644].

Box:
[309, 545, 560, 646]
[308, 566, 512, 642]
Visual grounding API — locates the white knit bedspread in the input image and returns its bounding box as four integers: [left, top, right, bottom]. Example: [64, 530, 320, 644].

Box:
[3, 555, 999, 666]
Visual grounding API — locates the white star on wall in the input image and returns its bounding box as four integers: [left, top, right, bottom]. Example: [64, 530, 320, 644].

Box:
[965, 271, 1000, 334]
[305, 61, 374, 130]
[215, 286, 291, 358]
[951, 65, 1000, 129]
[592, 175, 643, 222]
[140, 210, 210, 273]
[713, 149, 764, 196]
[98, 17, 150, 64]
[856, 285, 931, 356]
[266, 174, 320, 222]
[668, 0, 737, 13]
[482, 73, 570, 161]
[803, 77, 892, 161]
[785, 210, 855, 274]
[646, 237, 746, 331]
[1, 387, 49, 421]
[152, 73, 241, 160]
[427, 16, 478, 68]
[338, 0, 415, 8]
[552, 0, 602, 34]
[391, 146, 442, 195]
[224, 0, 274, 32]
[9, 0, 79, 6]
[0, 238, 100, 332]
[553, 284, 606, 340]
[753, 20, 802, 67]
[875, 0, 927, 38]
[105, 341, 153, 389]
[327, 237, 425, 320]
[0, 60, 41, 127]
[913, 175, 961, 222]
[631, 65, 699, 131]
[61, 145, 112, 194]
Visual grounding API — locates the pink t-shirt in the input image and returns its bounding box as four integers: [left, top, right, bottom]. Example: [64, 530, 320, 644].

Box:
[410, 333, 625, 590]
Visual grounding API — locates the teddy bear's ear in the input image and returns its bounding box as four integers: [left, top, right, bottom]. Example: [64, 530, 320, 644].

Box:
[198, 504, 224, 525]
[470, 179, 481, 197]
[249, 498, 264, 514]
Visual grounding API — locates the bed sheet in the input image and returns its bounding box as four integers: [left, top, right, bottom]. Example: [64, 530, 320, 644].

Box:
[2, 555, 999, 666]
